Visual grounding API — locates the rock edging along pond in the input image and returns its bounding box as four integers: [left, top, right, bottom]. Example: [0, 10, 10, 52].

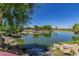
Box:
[0, 35, 52, 56]
[50, 43, 79, 56]
[0, 31, 79, 56]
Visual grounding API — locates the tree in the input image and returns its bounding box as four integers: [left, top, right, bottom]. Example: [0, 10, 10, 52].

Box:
[0, 3, 36, 35]
[34, 25, 39, 30]
[42, 25, 52, 30]
[34, 25, 52, 31]
[73, 24, 79, 30]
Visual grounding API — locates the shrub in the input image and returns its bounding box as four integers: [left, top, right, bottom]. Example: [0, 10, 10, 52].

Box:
[70, 49, 76, 55]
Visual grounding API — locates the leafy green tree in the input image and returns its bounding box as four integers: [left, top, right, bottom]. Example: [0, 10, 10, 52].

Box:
[42, 25, 52, 30]
[0, 3, 36, 35]
[73, 24, 79, 30]
[34, 25, 52, 31]
[34, 25, 39, 30]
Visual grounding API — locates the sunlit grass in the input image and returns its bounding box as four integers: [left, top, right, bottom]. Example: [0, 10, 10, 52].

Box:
[64, 40, 79, 44]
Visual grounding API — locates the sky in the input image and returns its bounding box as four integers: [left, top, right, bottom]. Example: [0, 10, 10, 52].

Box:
[31, 3, 79, 28]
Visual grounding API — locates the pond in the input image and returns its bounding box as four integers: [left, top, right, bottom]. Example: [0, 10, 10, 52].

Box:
[20, 31, 79, 55]
[22, 31, 79, 46]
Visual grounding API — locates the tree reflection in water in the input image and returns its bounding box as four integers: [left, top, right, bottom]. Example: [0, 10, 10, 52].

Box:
[42, 31, 52, 38]
[33, 34, 41, 38]
[33, 31, 52, 39]
[72, 36, 79, 41]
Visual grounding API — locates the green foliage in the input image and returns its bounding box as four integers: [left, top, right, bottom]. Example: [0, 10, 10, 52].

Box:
[42, 25, 52, 30]
[73, 24, 79, 30]
[64, 36, 79, 44]
[34, 25, 39, 30]
[42, 32, 51, 38]
[73, 36, 79, 41]
[17, 39, 24, 45]
[34, 25, 52, 30]
[0, 3, 36, 35]
[33, 34, 41, 38]
[17, 38, 25, 48]
[64, 40, 79, 44]
[57, 42, 63, 45]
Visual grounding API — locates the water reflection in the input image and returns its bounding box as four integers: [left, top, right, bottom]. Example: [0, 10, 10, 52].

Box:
[72, 36, 79, 41]
[17, 38, 25, 48]
[33, 34, 41, 38]
[42, 32, 52, 38]
[18, 32, 79, 56]
[33, 31, 52, 38]
[22, 32, 74, 45]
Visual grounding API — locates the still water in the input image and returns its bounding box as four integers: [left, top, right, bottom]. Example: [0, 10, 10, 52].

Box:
[20, 31, 79, 55]
[22, 31, 79, 48]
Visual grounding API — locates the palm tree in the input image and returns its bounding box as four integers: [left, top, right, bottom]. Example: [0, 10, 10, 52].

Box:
[0, 3, 36, 35]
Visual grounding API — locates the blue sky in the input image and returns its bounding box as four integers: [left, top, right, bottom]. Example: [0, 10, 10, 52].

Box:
[31, 3, 79, 28]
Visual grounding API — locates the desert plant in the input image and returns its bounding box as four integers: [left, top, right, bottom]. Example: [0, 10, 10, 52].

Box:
[70, 49, 76, 56]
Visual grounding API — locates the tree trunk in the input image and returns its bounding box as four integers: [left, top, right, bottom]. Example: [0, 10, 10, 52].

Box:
[0, 11, 4, 24]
